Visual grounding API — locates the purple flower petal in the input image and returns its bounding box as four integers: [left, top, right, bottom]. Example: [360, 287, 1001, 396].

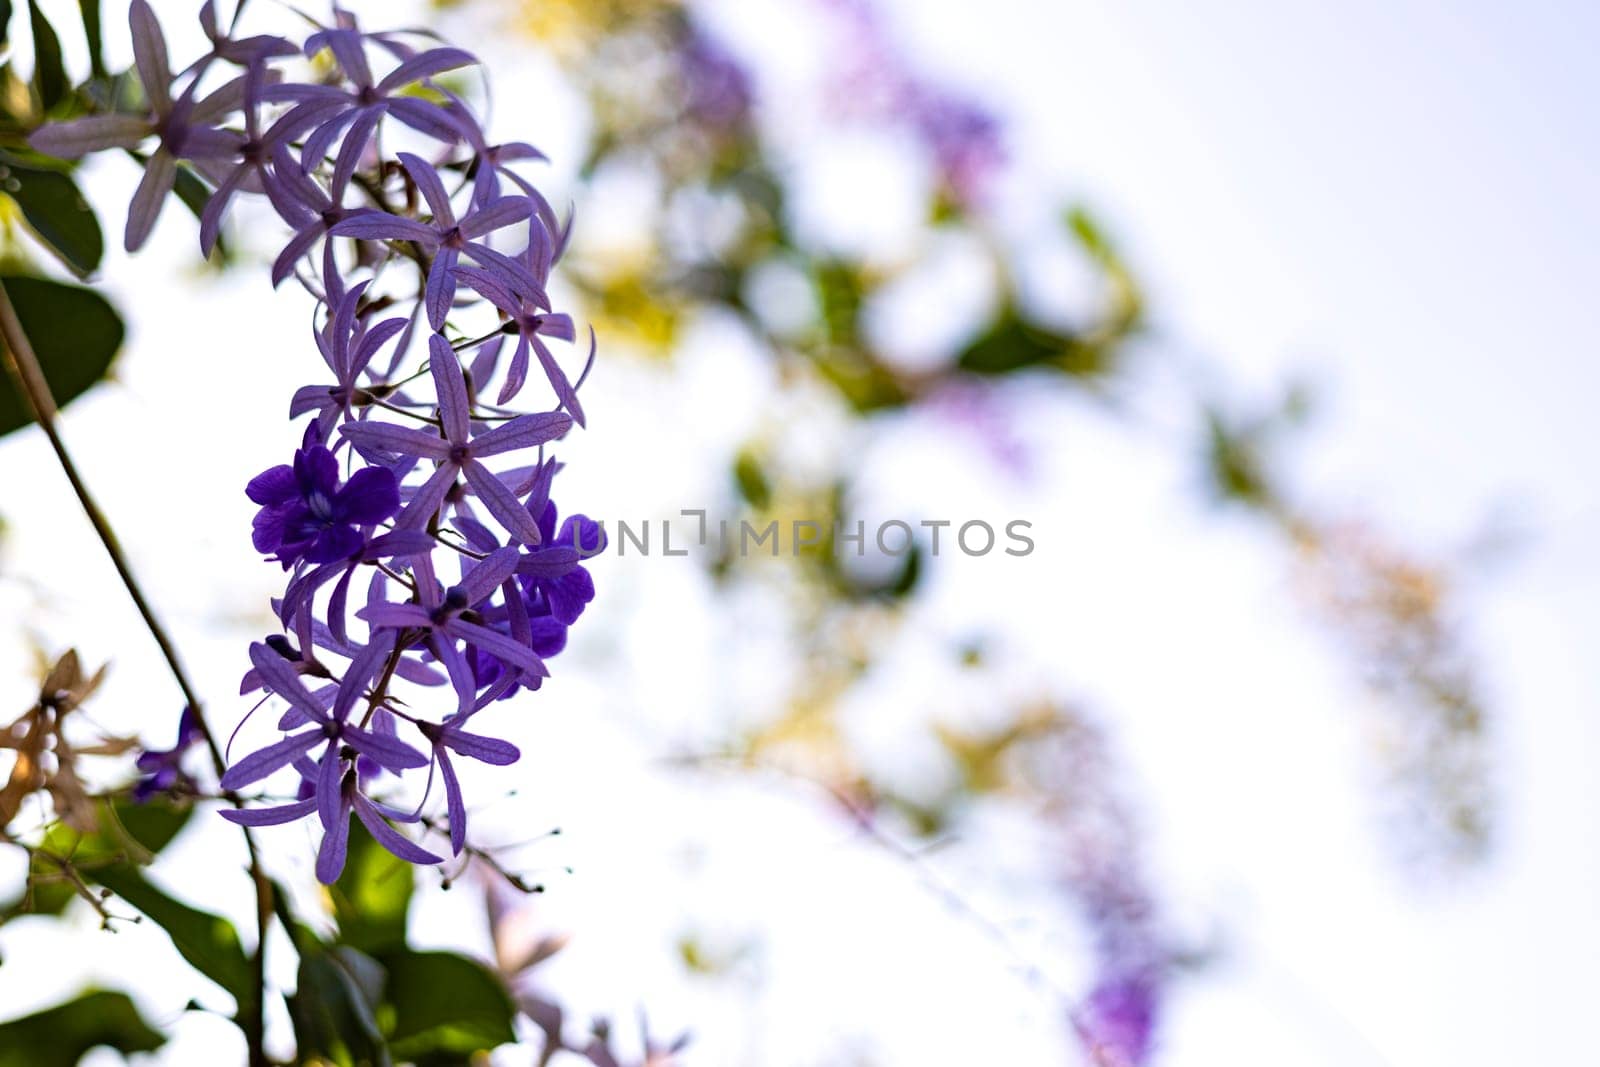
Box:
[247, 641, 332, 723]
[340, 420, 450, 460]
[470, 411, 572, 458]
[377, 47, 477, 95]
[460, 196, 533, 240]
[316, 792, 352, 884]
[334, 466, 401, 525]
[219, 730, 324, 790]
[129, 0, 172, 116]
[220, 798, 318, 826]
[449, 618, 547, 678]
[436, 747, 467, 854]
[29, 115, 150, 159]
[429, 334, 472, 442]
[125, 150, 177, 252]
[330, 208, 437, 244]
[353, 793, 443, 865]
[463, 461, 544, 545]
[442, 726, 520, 765]
[358, 602, 433, 629]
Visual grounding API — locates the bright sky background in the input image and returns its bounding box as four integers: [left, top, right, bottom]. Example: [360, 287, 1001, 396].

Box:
[0, 1, 1595, 1064]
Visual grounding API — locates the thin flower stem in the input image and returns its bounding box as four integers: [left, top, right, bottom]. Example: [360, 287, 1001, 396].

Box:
[0, 278, 274, 1067]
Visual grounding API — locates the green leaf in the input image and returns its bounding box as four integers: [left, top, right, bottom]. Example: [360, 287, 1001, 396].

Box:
[732, 449, 771, 510]
[330, 821, 414, 954]
[290, 942, 392, 1067]
[0, 990, 164, 1067]
[0, 273, 123, 438]
[78, 0, 104, 79]
[26, 1, 67, 112]
[3, 795, 193, 917]
[381, 950, 516, 1059]
[91, 863, 255, 1005]
[0, 2, 13, 48]
[958, 308, 1074, 376]
[0, 150, 103, 275]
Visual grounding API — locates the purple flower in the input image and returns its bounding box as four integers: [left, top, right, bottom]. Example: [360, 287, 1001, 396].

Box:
[246, 434, 400, 568]
[222, 640, 438, 882]
[74, 1, 602, 879]
[220, 639, 425, 791]
[679, 27, 754, 132]
[264, 45, 475, 205]
[1080, 971, 1159, 1067]
[290, 281, 411, 438]
[196, 63, 311, 256]
[314, 760, 443, 883]
[332, 153, 537, 329]
[417, 715, 519, 854]
[28, 1, 249, 249]
[133, 706, 204, 802]
[519, 502, 603, 625]
[453, 258, 586, 419]
[358, 547, 549, 711]
[194, 0, 298, 69]
[339, 334, 571, 543]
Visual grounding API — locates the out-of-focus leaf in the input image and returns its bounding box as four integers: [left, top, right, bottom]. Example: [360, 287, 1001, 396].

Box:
[0, 989, 164, 1067]
[290, 942, 391, 1067]
[0, 2, 13, 48]
[813, 260, 862, 346]
[330, 822, 414, 954]
[811, 346, 907, 413]
[0, 273, 123, 438]
[2, 794, 192, 917]
[381, 950, 516, 1059]
[26, 1, 67, 112]
[732, 449, 770, 510]
[92, 864, 254, 1004]
[0, 151, 103, 274]
[958, 308, 1079, 376]
[78, 0, 104, 79]
[1066, 205, 1112, 262]
[1203, 408, 1273, 507]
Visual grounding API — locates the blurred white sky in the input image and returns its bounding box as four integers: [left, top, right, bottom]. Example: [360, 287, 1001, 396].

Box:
[0, 1, 1596, 1064]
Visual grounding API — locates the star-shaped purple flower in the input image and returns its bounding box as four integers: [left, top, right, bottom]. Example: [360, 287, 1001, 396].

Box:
[246, 434, 400, 568]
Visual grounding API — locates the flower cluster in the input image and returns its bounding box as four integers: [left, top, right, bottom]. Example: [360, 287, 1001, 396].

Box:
[32, 2, 602, 882]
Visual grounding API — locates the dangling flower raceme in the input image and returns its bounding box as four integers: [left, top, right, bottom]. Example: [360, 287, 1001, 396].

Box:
[30, 2, 602, 882]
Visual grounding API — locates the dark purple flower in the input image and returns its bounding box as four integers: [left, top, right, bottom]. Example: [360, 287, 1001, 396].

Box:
[133, 706, 203, 802]
[246, 434, 400, 568]
[519, 501, 603, 625]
